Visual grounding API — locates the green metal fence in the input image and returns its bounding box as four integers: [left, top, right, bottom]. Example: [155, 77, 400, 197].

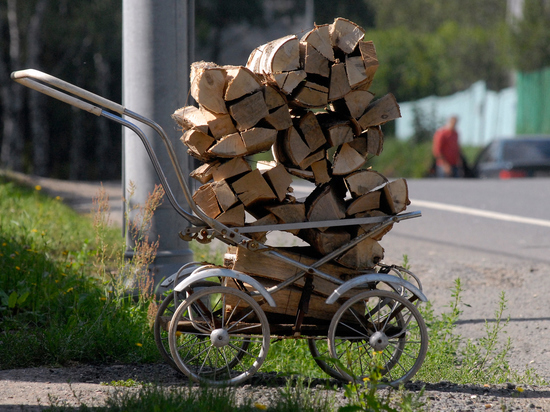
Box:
[516, 67, 550, 135]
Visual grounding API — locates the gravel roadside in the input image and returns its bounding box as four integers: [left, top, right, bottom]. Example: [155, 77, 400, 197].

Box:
[1, 364, 549, 411]
[1, 172, 549, 410]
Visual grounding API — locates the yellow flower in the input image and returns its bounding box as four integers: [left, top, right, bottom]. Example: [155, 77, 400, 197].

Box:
[175, 331, 182, 337]
[517, 387, 524, 393]
[99, 297, 107, 301]
[66, 287, 73, 293]
[55, 196, 61, 200]
[254, 403, 267, 410]
[31, 229, 38, 233]
[35, 185, 42, 191]
[136, 343, 143, 347]
[2, 243, 6, 246]
[15, 266, 20, 270]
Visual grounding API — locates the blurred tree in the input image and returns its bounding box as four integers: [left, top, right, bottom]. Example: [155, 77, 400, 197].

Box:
[0, 0, 121, 179]
[510, 0, 550, 71]
[370, 0, 506, 32]
[366, 0, 511, 101]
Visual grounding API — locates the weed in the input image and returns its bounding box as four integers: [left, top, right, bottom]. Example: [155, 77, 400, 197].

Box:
[417, 279, 545, 385]
[322, 351, 426, 412]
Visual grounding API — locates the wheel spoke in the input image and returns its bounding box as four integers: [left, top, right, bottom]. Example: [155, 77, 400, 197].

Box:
[329, 290, 428, 386]
[168, 286, 269, 385]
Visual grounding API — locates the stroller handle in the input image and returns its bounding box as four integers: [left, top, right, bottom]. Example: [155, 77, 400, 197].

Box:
[11, 68, 208, 228]
[12, 69, 125, 115]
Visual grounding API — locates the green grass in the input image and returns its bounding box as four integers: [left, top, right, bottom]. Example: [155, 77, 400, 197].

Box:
[0, 176, 161, 369]
[367, 138, 482, 178]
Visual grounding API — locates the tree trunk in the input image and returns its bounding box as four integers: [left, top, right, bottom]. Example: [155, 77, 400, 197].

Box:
[0, 0, 24, 172]
[26, 0, 50, 176]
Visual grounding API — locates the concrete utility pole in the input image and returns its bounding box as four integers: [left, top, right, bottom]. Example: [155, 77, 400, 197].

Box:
[122, 0, 195, 286]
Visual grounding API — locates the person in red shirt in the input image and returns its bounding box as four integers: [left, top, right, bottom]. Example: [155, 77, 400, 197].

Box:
[432, 116, 463, 178]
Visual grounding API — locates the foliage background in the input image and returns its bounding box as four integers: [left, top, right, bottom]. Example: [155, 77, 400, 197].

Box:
[1, 0, 549, 180]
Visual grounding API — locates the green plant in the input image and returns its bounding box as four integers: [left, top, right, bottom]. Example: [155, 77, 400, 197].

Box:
[0, 177, 161, 369]
[417, 279, 546, 386]
[101, 379, 144, 387]
[321, 352, 426, 412]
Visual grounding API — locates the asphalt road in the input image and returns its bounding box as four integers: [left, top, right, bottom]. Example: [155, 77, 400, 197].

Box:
[382, 178, 550, 380]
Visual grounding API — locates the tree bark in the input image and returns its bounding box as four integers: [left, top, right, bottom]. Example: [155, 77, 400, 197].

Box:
[0, 0, 24, 172]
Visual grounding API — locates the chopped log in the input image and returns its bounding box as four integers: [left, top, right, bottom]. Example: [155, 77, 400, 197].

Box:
[181, 129, 214, 158]
[223, 66, 262, 101]
[246, 35, 300, 74]
[329, 62, 351, 101]
[272, 131, 290, 165]
[172, 106, 209, 133]
[301, 24, 334, 62]
[357, 93, 401, 130]
[211, 157, 251, 181]
[225, 276, 340, 322]
[346, 191, 381, 216]
[317, 113, 354, 147]
[216, 203, 245, 227]
[299, 228, 350, 255]
[264, 104, 293, 130]
[381, 178, 410, 214]
[240, 127, 277, 154]
[246, 43, 265, 73]
[335, 89, 375, 119]
[265, 203, 306, 235]
[229, 91, 269, 131]
[299, 41, 330, 78]
[292, 81, 328, 108]
[355, 210, 393, 241]
[358, 41, 379, 87]
[190, 160, 220, 184]
[262, 163, 293, 202]
[287, 168, 315, 181]
[192, 183, 221, 219]
[349, 136, 368, 156]
[272, 70, 307, 95]
[263, 85, 287, 110]
[299, 149, 326, 170]
[247, 213, 279, 242]
[344, 169, 388, 197]
[190, 62, 227, 114]
[265, 35, 301, 73]
[233, 246, 357, 298]
[295, 111, 326, 152]
[207, 132, 247, 158]
[250, 212, 279, 226]
[211, 179, 239, 211]
[283, 126, 311, 167]
[310, 159, 331, 185]
[305, 183, 346, 225]
[231, 169, 277, 207]
[329, 17, 365, 54]
[336, 238, 384, 269]
[332, 142, 367, 175]
[366, 126, 384, 156]
[199, 107, 238, 139]
[345, 55, 369, 89]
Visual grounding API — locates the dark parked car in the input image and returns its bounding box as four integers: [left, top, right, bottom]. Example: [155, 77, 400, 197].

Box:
[473, 136, 550, 178]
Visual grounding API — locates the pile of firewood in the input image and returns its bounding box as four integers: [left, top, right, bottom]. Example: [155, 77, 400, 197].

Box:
[173, 18, 409, 270]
